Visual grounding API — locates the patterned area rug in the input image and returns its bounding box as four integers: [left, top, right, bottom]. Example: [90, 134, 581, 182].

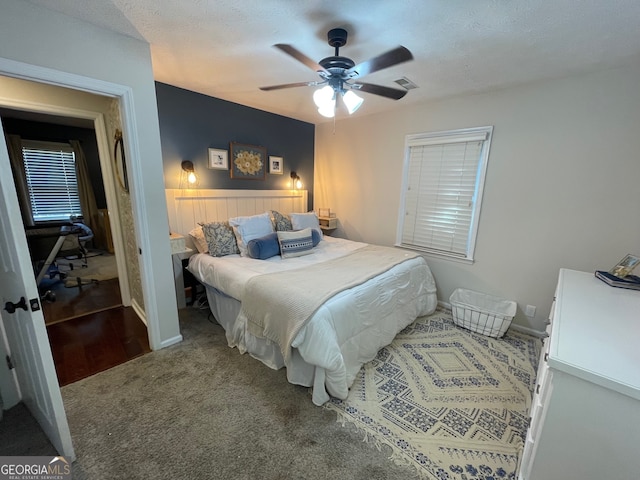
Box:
[325, 308, 541, 480]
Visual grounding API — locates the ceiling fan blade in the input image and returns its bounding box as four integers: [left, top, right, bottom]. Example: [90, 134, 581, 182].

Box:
[260, 81, 318, 91]
[274, 44, 328, 74]
[346, 46, 413, 78]
[354, 82, 408, 100]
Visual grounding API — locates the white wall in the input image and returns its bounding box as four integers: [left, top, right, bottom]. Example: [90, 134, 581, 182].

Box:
[315, 64, 640, 332]
[0, 0, 180, 348]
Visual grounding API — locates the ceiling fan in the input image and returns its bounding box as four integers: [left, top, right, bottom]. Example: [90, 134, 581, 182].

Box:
[260, 28, 414, 117]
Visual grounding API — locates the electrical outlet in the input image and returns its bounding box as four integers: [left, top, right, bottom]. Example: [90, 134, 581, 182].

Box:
[525, 304, 536, 317]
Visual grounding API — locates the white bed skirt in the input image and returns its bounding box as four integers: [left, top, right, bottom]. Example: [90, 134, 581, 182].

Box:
[203, 256, 437, 405]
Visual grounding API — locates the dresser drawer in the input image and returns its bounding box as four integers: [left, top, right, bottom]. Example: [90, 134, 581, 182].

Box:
[520, 435, 535, 479]
[534, 336, 551, 396]
[521, 369, 554, 480]
[529, 368, 553, 441]
[548, 297, 556, 325]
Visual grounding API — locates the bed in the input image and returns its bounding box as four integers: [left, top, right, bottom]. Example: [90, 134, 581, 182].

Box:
[166, 189, 437, 405]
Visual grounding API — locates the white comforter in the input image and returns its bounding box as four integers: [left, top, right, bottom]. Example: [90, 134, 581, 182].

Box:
[188, 236, 437, 405]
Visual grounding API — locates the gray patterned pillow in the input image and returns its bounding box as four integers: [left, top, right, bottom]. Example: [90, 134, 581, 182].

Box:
[271, 210, 292, 231]
[201, 221, 240, 257]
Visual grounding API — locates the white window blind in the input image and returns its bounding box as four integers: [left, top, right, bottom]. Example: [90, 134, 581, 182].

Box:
[397, 126, 492, 262]
[22, 141, 82, 223]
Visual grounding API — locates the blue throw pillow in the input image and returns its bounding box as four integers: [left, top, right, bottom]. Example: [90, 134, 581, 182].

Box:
[247, 232, 280, 260]
[247, 229, 321, 260]
[310, 228, 321, 246]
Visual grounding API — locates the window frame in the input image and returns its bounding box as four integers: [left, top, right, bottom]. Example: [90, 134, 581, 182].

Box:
[395, 126, 493, 263]
[21, 140, 82, 224]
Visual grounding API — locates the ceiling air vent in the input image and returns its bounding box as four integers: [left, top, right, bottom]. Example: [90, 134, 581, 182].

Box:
[394, 77, 418, 90]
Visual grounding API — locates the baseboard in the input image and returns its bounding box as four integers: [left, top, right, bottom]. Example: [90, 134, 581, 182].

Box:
[508, 323, 547, 338]
[437, 300, 451, 310]
[131, 298, 147, 326]
[131, 299, 184, 350]
[159, 334, 183, 349]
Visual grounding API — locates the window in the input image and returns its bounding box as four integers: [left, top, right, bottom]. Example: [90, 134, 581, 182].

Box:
[396, 126, 493, 262]
[22, 140, 82, 223]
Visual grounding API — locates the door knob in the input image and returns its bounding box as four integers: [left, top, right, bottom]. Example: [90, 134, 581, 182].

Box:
[4, 297, 28, 314]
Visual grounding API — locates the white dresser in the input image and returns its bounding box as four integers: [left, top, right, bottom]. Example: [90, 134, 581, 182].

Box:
[519, 268, 640, 480]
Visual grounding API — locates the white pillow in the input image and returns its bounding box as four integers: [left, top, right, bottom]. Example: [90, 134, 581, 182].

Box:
[189, 225, 208, 254]
[228, 212, 274, 256]
[290, 212, 323, 238]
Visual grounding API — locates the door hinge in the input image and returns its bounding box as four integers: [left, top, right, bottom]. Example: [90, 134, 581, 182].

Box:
[6, 355, 14, 370]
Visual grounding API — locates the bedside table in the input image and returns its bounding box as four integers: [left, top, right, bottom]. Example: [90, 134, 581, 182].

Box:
[318, 216, 338, 236]
[172, 247, 195, 308]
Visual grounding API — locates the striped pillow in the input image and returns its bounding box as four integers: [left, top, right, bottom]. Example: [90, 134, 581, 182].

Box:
[277, 228, 315, 259]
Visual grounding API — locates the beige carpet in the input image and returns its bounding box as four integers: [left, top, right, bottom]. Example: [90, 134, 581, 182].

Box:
[325, 308, 541, 480]
[57, 253, 118, 287]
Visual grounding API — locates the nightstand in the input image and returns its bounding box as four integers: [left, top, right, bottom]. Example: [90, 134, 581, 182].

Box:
[172, 247, 195, 308]
[318, 216, 338, 236]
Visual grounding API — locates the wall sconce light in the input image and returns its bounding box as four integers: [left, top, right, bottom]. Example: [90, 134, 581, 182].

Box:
[290, 171, 302, 190]
[181, 160, 197, 185]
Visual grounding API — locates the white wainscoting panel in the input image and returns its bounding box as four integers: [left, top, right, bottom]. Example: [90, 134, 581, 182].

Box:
[165, 189, 308, 236]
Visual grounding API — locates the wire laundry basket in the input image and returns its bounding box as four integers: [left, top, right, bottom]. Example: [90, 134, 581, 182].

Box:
[449, 288, 517, 338]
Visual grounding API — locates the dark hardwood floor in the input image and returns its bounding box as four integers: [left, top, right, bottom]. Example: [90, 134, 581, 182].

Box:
[46, 306, 151, 386]
[41, 267, 151, 386]
[41, 276, 123, 325]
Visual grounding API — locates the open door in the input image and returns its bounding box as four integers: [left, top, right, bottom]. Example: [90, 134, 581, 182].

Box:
[0, 118, 75, 460]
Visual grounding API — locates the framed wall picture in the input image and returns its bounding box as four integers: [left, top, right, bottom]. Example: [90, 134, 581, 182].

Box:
[609, 253, 640, 278]
[269, 156, 284, 175]
[208, 148, 228, 170]
[230, 142, 266, 180]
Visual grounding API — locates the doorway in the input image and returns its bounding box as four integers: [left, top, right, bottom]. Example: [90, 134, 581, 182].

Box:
[1, 110, 123, 319]
[0, 97, 150, 387]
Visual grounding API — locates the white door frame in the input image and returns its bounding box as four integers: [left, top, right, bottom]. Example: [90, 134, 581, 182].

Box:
[0, 56, 162, 349]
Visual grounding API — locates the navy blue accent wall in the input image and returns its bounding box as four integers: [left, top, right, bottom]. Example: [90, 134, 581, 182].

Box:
[155, 82, 315, 209]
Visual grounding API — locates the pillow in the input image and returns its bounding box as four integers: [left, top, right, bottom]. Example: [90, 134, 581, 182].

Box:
[247, 229, 321, 260]
[189, 225, 208, 254]
[271, 210, 292, 231]
[277, 228, 316, 259]
[247, 232, 280, 260]
[290, 212, 323, 238]
[228, 212, 274, 256]
[310, 228, 321, 247]
[201, 221, 239, 257]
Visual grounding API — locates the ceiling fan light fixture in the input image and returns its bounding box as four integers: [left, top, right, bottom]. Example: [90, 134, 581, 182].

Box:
[314, 85, 336, 117]
[317, 102, 336, 118]
[313, 85, 334, 108]
[262, 28, 414, 119]
[343, 90, 364, 114]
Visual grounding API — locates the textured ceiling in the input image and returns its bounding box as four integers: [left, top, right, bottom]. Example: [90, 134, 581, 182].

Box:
[25, 0, 640, 125]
